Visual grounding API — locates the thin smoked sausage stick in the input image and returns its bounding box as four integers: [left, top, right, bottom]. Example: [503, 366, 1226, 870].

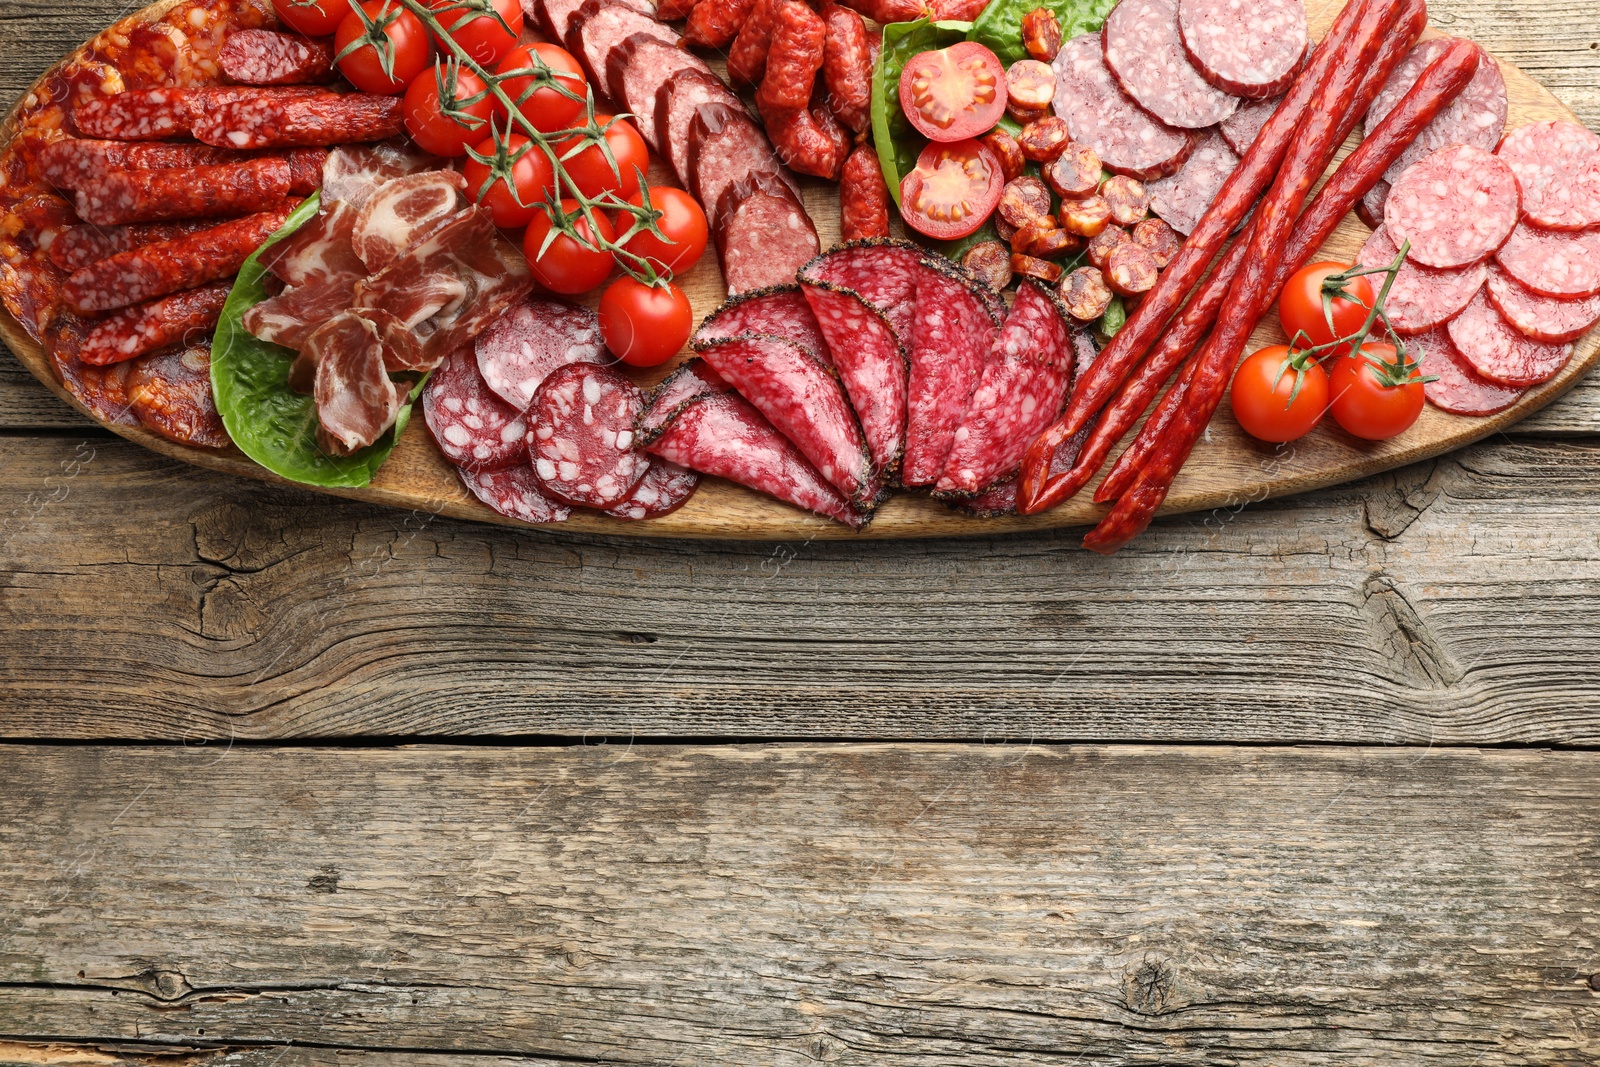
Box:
[1081, 0, 1410, 553]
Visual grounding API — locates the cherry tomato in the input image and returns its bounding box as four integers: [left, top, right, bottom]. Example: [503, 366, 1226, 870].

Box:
[614, 187, 707, 277]
[523, 199, 615, 295]
[1278, 261, 1376, 356]
[423, 0, 522, 67]
[1231, 344, 1329, 443]
[403, 64, 497, 157]
[334, 0, 434, 95]
[899, 42, 1008, 143]
[463, 133, 556, 228]
[898, 138, 1004, 240]
[273, 0, 352, 37]
[496, 43, 588, 134]
[556, 116, 650, 201]
[1329, 342, 1426, 441]
[599, 277, 693, 367]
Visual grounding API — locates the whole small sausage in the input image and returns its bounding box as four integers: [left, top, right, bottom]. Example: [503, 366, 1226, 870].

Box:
[840, 144, 890, 241]
[962, 240, 1013, 290]
[1061, 195, 1113, 238]
[1105, 241, 1159, 297]
[1011, 253, 1064, 284]
[1085, 223, 1129, 269]
[1132, 217, 1181, 268]
[834, 0, 923, 22]
[685, 0, 761, 50]
[1018, 116, 1071, 163]
[997, 175, 1053, 228]
[980, 128, 1027, 182]
[1060, 266, 1114, 322]
[727, 0, 778, 86]
[1021, 7, 1064, 63]
[1046, 142, 1101, 200]
[767, 104, 847, 180]
[1101, 174, 1151, 227]
[821, 3, 873, 134]
[756, 0, 827, 116]
[1007, 60, 1056, 110]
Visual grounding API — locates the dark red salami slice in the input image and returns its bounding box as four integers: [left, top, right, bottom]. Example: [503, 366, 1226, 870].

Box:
[714, 172, 820, 294]
[527, 362, 650, 509]
[80, 281, 232, 365]
[423, 344, 529, 470]
[934, 282, 1075, 496]
[475, 298, 607, 411]
[1445, 289, 1573, 387]
[1413, 324, 1525, 416]
[693, 285, 830, 362]
[73, 85, 325, 140]
[1103, 0, 1238, 130]
[1364, 37, 1506, 185]
[901, 261, 1003, 486]
[645, 391, 866, 528]
[1147, 126, 1237, 236]
[798, 280, 905, 484]
[655, 68, 743, 188]
[947, 407, 1091, 517]
[219, 29, 335, 85]
[535, 0, 592, 43]
[635, 358, 731, 446]
[568, 0, 676, 103]
[193, 92, 403, 149]
[1178, 0, 1304, 98]
[43, 314, 138, 426]
[1384, 144, 1519, 269]
[802, 240, 966, 353]
[1219, 93, 1279, 155]
[460, 463, 572, 524]
[1485, 265, 1600, 345]
[48, 218, 217, 272]
[1052, 33, 1195, 180]
[36, 138, 238, 191]
[604, 458, 701, 520]
[1496, 120, 1600, 231]
[1495, 222, 1600, 299]
[607, 33, 711, 153]
[126, 343, 230, 448]
[73, 157, 292, 225]
[1357, 224, 1484, 335]
[1354, 177, 1389, 230]
[688, 102, 780, 229]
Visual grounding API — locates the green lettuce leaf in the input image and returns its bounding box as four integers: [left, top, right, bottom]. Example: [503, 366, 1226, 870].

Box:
[968, 0, 1117, 68]
[870, 18, 973, 208]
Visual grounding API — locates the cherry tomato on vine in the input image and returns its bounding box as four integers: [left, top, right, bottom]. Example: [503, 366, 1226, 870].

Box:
[463, 133, 555, 228]
[403, 64, 498, 157]
[898, 138, 1004, 240]
[614, 187, 707, 277]
[1329, 342, 1427, 441]
[273, 0, 352, 38]
[523, 199, 615, 295]
[599, 277, 693, 367]
[334, 0, 434, 95]
[1278, 261, 1376, 356]
[1231, 344, 1329, 443]
[496, 43, 588, 134]
[423, 0, 522, 67]
[556, 116, 649, 201]
[898, 42, 1007, 143]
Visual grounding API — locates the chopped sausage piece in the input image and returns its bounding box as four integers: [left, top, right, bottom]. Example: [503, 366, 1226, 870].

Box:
[1131, 217, 1181, 268]
[1060, 266, 1115, 321]
[1046, 142, 1101, 200]
[1006, 101, 1050, 126]
[1023, 225, 1082, 259]
[1007, 59, 1056, 110]
[980, 128, 1027, 182]
[1085, 223, 1129, 269]
[1018, 116, 1072, 163]
[1021, 7, 1064, 63]
[997, 176, 1053, 228]
[1101, 174, 1151, 226]
[1061, 195, 1113, 238]
[1011, 253, 1063, 283]
[963, 240, 1014, 290]
[219, 28, 336, 86]
[1104, 241, 1160, 296]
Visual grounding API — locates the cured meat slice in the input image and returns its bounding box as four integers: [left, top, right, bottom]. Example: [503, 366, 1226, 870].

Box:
[636, 358, 731, 446]
[568, 0, 676, 103]
[308, 310, 407, 454]
[1052, 33, 1195, 180]
[688, 102, 781, 227]
[244, 271, 359, 352]
[219, 28, 335, 86]
[194, 92, 403, 149]
[693, 285, 829, 361]
[1485, 265, 1600, 345]
[260, 199, 364, 287]
[1102, 0, 1238, 130]
[1219, 93, 1279, 155]
[73, 157, 292, 225]
[604, 458, 701, 520]
[1383, 144, 1519, 269]
[798, 280, 905, 483]
[801, 240, 957, 351]
[1178, 0, 1305, 99]
[350, 169, 465, 272]
[607, 33, 711, 153]
[36, 138, 238, 190]
[80, 282, 232, 364]
[645, 391, 866, 528]
[1355, 178, 1389, 230]
[934, 282, 1074, 497]
[1445, 289, 1573, 387]
[461, 464, 572, 524]
[43, 316, 138, 426]
[527, 362, 649, 509]
[1146, 126, 1237, 236]
[49, 218, 217, 272]
[1495, 222, 1600, 299]
[1496, 120, 1600, 231]
[72, 85, 324, 140]
[321, 140, 438, 207]
[1357, 224, 1484, 335]
[423, 344, 529, 470]
[901, 262, 1004, 487]
[475, 297, 607, 411]
[126, 343, 230, 448]
[1365, 37, 1506, 185]
[534, 0, 592, 43]
[714, 172, 819, 294]
[694, 333, 874, 504]
[1412, 324, 1525, 416]
[655, 67, 743, 187]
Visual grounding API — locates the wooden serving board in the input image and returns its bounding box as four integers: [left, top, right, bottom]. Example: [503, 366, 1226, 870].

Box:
[3, 0, 1596, 540]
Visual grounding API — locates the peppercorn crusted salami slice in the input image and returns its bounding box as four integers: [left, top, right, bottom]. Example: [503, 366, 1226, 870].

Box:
[1485, 265, 1600, 345]
[475, 298, 608, 411]
[604, 458, 701, 520]
[798, 280, 906, 485]
[1357, 225, 1484, 335]
[1365, 37, 1507, 186]
[693, 285, 830, 362]
[1445, 289, 1573, 387]
[1412, 324, 1525, 416]
[1384, 144, 1519, 269]
[527, 362, 649, 509]
[901, 262, 1004, 486]
[461, 463, 572, 524]
[126, 342, 230, 448]
[1052, 33, 1195, 180]
[1146, 126, 1237, 236]
[1177, 0, 1304, 99]
[423, 344, 529, 471]
[801, 240, 940, 351]
[635, 357, 731, 447]
[1103, 0, 1239, 130]
[1495, 222, 1600, 299]
[1496, 120, 1600, 231]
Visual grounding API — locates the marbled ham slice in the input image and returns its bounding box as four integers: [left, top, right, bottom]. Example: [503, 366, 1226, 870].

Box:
[320, 139, 437, 208]
[307, 309, 405, 454]
[259, 198, 364, 287]
[350, 169, 465, 273]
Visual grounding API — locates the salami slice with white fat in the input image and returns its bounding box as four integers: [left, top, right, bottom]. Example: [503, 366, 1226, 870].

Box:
[1496, 120, 1600, 231]
[655, 67, 744, 188]
[635, 358, 731, 447]
[714, 172, 820, 294]
[1178, 0, 1305, 99]
[527, 362, 649, 509]
[1365, 38, 1507, 186]
[694, 285, 831, 363]
[1412, 325, 1525, 416]
[1357, 225, 1484, 335]
[902, 260, 1004, 487]
[1147, 127, 1238, 236]
[607, 33, 710, 154]
[1103, 0, 1239, 130]
[604, 459, 701, 520]
[1220, 93, 1280, 155]
[1485, 265, 1600, 345]
[1445, 289, 1573, 387]
[423, 344, 528, 471]
[1384, 144, 1519, 269]
[802, 241, 944, 350]
[1052, 33, 1195, 181]
[799, 280, 906, 485]
[1495, 222, 1600, 299]
[567, 0, 675, 103]
[475, 297, 607, 411]
[461, 464, 572, 524]
[689, 102, 782, 233]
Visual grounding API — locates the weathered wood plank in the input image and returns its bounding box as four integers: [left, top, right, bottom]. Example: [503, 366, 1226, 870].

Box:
[0, 743, 1595, 1066]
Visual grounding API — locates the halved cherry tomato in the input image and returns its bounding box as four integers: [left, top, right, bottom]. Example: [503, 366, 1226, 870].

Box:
[1231, 344, 1329, 443]
[898, 42, 1008, 143]
[496, 43, 588, 134]
[334, 0, 434, 95]
[1329, 342, 1426, 440]
[556, 116, 649, 201]
[274, 0, 352, 37]
[463, 133, 556, 228]
[523, 199, 615, 295]
[600, 277, 693, 367]
[898, 138, 1004, 240]
[1278, 261, 1376, 356]
[423, 0, 522, 67]
[615, 187, 707, 277]
[403, 64, 497, 157]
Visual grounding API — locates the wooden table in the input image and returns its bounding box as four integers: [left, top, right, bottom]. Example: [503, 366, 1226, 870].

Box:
[3, 3, 1598, 1063]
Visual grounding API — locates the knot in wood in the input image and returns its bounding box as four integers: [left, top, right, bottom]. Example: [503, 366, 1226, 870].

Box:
[140, 967, 192, 1001]
[1122, 956, 1180, 1016]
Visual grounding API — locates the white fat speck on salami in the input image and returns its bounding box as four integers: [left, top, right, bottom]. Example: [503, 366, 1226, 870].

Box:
[527, 362, 649, 509]
[1103, 0, 1239, 130]
[1177, 0, 1305, 99]
[604, 458, 701, 520]
[694, 285, 831, 364]
[475, 297, 607, 411]
[461, 463, 572, 524]
[1495, 222, 1600, 299]
[1357, 225, 1484, 335]
[1365, 38, 1507, 186]
[1496, 120, 1600, 231]
[902, 265, 1003, 487]
[1445, 289, 1573, 387]
[1384, 144, 1519, 269]
[1485, 265, 1600, 345]
[1412, 324, 1525, 416]
[1147, 126, 1238, 236]
[423, 345, 528, 471]
[1053, 33, 1195, 180]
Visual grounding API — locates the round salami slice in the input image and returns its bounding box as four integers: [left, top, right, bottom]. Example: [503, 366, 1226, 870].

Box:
[1364, 38, 1507, 186]
[1495, 222, 1600, 299]
[527, 362, 650, 509]
[1052, 33, 1195, 181]
[604, 458, 701, 520]
[1357, 225, 1484, 335]
[1446, 289, 1573, 387]
[1384, 144, 1519, 269]
[1496, 120, 1600, 231]
[1104, 0, 1238, 129]
[714, 172, 821, 294]
[566, 0, 675, 103]
[693, 285, 831, 362]
[1355, 178, 1390, 231]
[126, 343, 230, 448]
[1178, 0, 1305, 99]
[1414, 326, 1525, 416]
[423, 345, 529, 471]
[1147, 126, 1238, 236]
[475, 298, 607, 411]
[1220, 93, 1280, 155]
[654, 67, 742, 188]
[687, 102, 777, 231]
[1485, 265, 1600, 345]
[460, 464, 572, 525]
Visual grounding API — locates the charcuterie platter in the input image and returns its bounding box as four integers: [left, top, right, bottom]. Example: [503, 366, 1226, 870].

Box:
[3, 0, 1597, 541]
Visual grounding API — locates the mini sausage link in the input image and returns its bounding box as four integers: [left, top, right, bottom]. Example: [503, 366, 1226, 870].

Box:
[1085, 223, 1130, 269]
[1060, 265, 1115, 321]
[1011, 253, 1063, 284]
[1021, 7, 1065, 62]
[821, 3, 873, 134]
[1017, 116, 1071, 163]
[997, 175, 1053, 228]
[839, 144, 890, 241]
[1060, 194, 1113, 237]
[1006, 59, 1056, 110]
[685, 0, 761, 50]
[755, 0, 826, 115]
[1101, 174, 1151, 226]
[1104, 241, 1160, 297]
[767, 104, 847, 180]
[1045, 142, 1101, 200]
[1132, 217, 1181, 268]
[727, 0, 778, 86]
[962, 240, 1014, 290]
[834, 0, 924, 22]
[980, 128, 1027, 182]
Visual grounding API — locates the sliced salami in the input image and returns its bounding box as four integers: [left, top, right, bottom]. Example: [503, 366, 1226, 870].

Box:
[693, 285, 830, 362]
[799, 279, 906, 483]
[219, 29, 335, 86]
[1364, 38, 1507, 186]
[635, 358, 731, 447]
[1412, 325, 1525, 416]
[1147, 126, 1237, 236]
[1495, 222, 1600, 299]
[1357, 224, 1484, 335]
[475, 298, 607, 411]
[1485, 265, 1600, 345]
[1103, 0, 1238, 130]
[607, 33, 710, 153]
[688, 102, 778, 228]
[1445, 289, 1573, 387]
[1177, 0, 1305, 99]
[901, 261, 1004, 486]
[1496, 120, 1600, 231]
[126, 343, 230, 448]
[655, 67, 743, 188]
[604, 459, 701, 520]
[1219, 93, 1279, 155]
[567, 0, 676, 103]
[461, 464, 572, 524]
[1384, 144, 1519, 269]
[80, 282, 232, 365]
[423, 344, 529, 471]
[1355, 177, 1390, 231]
[534, 0, 591, 43]
[714, 171, 820, 294]
[527, 362, 649, 509]
[1052, 33, 1195, 180]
